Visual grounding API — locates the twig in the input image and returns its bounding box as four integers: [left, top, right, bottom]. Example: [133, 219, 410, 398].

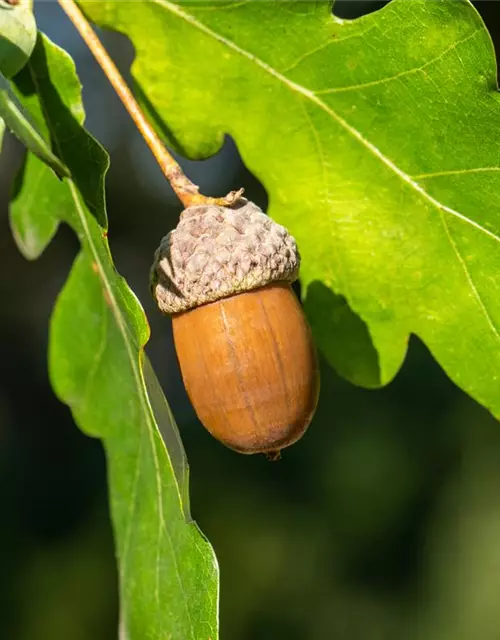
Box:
[57, 0, 243, 209]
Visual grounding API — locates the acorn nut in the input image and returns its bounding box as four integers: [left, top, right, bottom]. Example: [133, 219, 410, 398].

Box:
[150, 198, 320, 457]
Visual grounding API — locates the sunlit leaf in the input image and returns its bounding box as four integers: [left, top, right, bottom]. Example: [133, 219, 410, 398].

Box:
[0, 68, 68, 181]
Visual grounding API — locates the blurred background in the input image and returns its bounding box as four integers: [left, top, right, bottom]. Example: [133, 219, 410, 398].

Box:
[2, 1, 500, 638]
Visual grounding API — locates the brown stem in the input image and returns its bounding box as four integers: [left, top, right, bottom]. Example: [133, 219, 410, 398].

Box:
[57, 0, 243, 209]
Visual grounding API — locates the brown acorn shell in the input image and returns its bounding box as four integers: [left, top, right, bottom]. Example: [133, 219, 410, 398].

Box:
[172, 282, 320, 454]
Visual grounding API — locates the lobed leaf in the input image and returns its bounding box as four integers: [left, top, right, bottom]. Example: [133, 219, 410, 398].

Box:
[9, 32, 218, 640]
[82, 0, 500, 417]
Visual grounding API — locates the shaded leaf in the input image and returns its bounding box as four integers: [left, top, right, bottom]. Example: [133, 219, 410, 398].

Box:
[0, 66, 68, 180]
[9, 32, 218, 640]
[0, 0, 36, 78]
[82, 0, 500, 416]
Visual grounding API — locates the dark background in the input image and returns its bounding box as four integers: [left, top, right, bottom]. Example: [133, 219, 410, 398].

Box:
[2, 2, 500, 638]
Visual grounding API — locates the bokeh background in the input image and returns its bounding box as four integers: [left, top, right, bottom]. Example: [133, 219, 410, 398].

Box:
[2, 1, 500, 638]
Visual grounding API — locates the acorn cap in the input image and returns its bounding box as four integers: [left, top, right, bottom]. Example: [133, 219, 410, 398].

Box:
[151, 199, 300, 314]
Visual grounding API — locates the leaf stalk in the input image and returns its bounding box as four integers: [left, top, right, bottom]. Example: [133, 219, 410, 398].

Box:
[57, 0, 243, 208]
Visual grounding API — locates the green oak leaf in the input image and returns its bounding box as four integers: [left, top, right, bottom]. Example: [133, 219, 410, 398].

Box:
[9, 32, 218, 640]
[0, 67, 68, 183]
[82, 0, 500, 412]
[0, 0, 36, 78]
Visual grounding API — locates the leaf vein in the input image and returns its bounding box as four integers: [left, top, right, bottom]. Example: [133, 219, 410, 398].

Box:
[82, 286, 109, 412]
[120, 427, 144, 581]
[299, 97, 347, 294]
[413, 167, 500, 179]
[439, 210, 500, 340]
[281, 22, 375, 75]
[192, 0, 252, 12]
[314, 28, 481, 95]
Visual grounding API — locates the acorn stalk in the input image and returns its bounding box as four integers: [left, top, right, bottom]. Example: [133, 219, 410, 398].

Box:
[151, 199, 320, 457]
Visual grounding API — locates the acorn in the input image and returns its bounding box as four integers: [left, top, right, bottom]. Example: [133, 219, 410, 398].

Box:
[150, 198, 319, 458]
